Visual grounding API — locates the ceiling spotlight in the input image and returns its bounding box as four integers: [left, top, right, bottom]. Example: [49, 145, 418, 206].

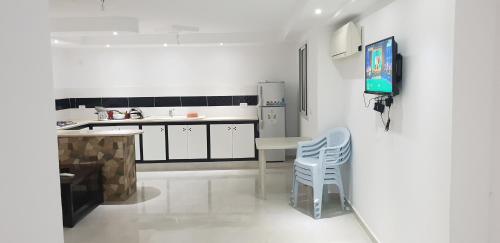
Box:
[113, 31, 118, 36]
[53, 39, 59, 44]
[106, 44, 111, 48]
[163, 43, 168, 47]
[315, 8, 323, 15]
[219, 42, 224, 46]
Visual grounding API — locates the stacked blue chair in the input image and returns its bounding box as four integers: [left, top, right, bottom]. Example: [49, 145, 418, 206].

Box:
[291, 128, 351, 219]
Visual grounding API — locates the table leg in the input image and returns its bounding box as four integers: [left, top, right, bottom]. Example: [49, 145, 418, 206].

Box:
[259, 149, 267, 199]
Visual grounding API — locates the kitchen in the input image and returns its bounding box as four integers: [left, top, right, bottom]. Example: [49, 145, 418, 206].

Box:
[3, 0, 406, 243]
[50, 0, 310, 241]
[54, 57, 295, 162]
[6, 1, 500, 243]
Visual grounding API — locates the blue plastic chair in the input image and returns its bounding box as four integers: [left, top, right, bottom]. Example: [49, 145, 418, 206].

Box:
[291, 128, 351, 219]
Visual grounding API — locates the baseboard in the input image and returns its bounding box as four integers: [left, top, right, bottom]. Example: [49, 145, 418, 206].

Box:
[347, 199, 381, 243]
[136, 160, 293, 172]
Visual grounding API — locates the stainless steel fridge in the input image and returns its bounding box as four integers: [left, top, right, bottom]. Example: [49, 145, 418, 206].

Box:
[257, 81, 286, 161]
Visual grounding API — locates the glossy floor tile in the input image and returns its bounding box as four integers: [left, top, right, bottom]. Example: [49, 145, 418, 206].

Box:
[64, 167, 373, 243]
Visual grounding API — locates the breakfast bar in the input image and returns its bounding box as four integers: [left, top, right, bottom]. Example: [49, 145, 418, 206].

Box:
[58, 129, 143, 202]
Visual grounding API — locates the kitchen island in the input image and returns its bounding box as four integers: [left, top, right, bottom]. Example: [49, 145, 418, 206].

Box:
[58, 129, 143, 202]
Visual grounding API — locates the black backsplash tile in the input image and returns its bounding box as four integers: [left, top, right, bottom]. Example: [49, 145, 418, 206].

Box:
[129, 97, 155, 107]
[55, 99, 70, 111]
[76, 98, 102, 108]
[233, 96, 258, 106]
[56, 95, 255, 110]
[181, 96, 208, 107]
[102, 97, 129, 108]
[69, 98, 77, 108]
[207, 96, 233, 106]
[155, 97, 181, 107]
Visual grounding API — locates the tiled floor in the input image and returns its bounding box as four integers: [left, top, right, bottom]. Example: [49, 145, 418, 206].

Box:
[64, 165, 373, 243]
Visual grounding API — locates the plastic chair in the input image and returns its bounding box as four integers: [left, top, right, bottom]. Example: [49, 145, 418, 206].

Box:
[291, 128, 351, 219]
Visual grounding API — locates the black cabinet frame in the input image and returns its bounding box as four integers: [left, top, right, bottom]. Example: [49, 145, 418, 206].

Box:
[72, 120, 259, 163]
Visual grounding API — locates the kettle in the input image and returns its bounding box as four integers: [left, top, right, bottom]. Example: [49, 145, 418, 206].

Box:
[129, 108, 144, 119]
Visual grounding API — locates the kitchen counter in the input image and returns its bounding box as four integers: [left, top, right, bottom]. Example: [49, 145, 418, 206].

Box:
[57, 129, 143, 137]
[57, 115, 259, 164]
[57, 116, 259, 130]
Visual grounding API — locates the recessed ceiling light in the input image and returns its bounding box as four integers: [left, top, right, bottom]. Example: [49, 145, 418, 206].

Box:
[53, 39, 59, 44]
[219, 42, 224, 46]
[163, 43, 168, 47]
[106, 44, 111, 48]
[315, 8, 323, 15]
[112, 31, 118, 36]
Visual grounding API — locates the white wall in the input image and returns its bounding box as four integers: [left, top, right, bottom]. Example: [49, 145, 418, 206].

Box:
[297, 25, 348, 138]
[0, 1, 63, 243]
[52, 44, 297, 97]
[299, 0, 456, 242]
[52, 43, 299, 137]
[489, 2, 500, 242]
[450, 0, 497, 242]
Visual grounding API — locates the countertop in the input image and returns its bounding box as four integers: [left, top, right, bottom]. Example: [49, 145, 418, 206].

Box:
[57, 116, 259, 130]
[255, 137, 311, 150]
[57, 129, 144, 138]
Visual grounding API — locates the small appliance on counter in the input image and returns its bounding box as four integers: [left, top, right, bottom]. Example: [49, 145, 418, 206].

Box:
[129, 108, 144, 119]
[108, 110, 126, 120]
[95, 107, 108, 121]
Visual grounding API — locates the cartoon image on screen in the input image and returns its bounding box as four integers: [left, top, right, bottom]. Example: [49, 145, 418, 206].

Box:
[371, 48, 383, 75]
[365, 38, 393, 93]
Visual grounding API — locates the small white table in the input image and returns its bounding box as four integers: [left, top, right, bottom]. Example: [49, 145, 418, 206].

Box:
[255, 137, 311, 199]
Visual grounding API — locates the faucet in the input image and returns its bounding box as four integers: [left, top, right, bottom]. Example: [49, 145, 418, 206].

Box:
[168, 108, 175, 118]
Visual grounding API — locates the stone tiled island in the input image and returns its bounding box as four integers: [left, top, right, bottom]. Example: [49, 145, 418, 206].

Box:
[57, 129, 143, 202]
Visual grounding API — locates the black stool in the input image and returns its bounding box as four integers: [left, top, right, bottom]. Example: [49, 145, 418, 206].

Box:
[60, 164, 103, 228]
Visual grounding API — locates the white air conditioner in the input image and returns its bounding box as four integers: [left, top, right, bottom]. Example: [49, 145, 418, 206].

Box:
[330, 22, 361, 60]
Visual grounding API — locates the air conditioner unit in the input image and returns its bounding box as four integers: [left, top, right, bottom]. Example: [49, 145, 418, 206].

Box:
[330, 22, 361, 60]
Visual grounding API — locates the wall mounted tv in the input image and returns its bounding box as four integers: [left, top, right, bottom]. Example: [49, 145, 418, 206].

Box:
[364, 36, 402, 96]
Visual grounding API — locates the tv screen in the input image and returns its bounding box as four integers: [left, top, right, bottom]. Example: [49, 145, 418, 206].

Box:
[365, 37, 398, 95]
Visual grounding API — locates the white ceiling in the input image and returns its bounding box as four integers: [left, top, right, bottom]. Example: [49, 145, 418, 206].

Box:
[49, 0, 301, 34]
[49, 0, 393, 47]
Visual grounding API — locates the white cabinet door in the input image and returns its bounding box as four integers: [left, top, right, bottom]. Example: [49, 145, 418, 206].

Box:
[114, 125, 141, 161]
[187, 125, 207, 159]
[210, 124, 233, 159]
[142, 125, 167, 161]
[168, 125, 188, 160]
[232, 124, 255, 159]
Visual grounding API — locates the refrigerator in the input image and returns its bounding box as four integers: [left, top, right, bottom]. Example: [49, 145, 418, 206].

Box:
[257, 81, 286, 162]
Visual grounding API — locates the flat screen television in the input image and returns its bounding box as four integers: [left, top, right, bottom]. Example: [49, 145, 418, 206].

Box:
[365, 36, 401, 96]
